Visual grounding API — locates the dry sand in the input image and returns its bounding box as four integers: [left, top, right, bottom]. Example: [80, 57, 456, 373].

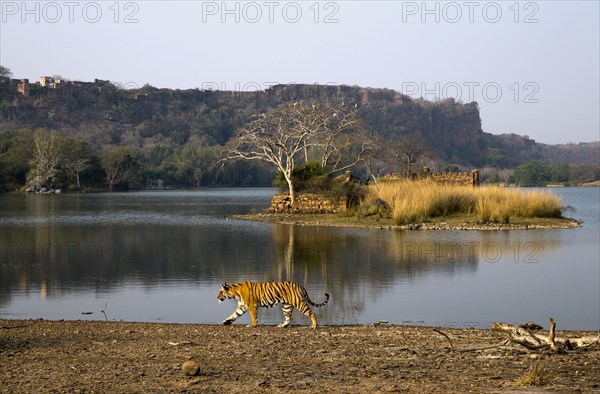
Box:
[1, 319, 599, 393]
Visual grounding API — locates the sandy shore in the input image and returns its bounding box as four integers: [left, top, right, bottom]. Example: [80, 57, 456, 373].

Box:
[1, 319, 598, 393]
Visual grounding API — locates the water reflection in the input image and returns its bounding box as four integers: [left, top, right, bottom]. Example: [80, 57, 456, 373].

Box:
[0, 189, 597, 329]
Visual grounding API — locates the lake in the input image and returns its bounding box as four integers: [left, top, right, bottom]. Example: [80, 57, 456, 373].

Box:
[1, 187, 598, 330]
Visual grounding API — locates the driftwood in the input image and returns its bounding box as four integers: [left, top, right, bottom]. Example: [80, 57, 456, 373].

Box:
[492, 317, 599, 352]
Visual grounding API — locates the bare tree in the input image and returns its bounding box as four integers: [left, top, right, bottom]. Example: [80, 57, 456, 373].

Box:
[27, 130, 62, 189]
[225, 102, 371, 206]
[59, 138, 92, 191]
[225, 103, 313, 205]
[361, 131, 386, 183]
[312, 104, 371, 175]
[359, 134, 431, 182]
[391, 136, 431, 179]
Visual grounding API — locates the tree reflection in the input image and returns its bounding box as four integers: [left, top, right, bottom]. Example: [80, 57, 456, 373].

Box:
[1, 214, 565, 323]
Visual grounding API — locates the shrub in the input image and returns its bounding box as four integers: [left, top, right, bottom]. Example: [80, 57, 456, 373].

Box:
[274, 162, 328, 192]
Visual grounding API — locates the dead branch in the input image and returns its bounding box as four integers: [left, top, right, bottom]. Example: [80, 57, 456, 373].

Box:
[1, 324, 29, 329]
[101, 298, 109, 314]
[433, 328, 510, 353]
[433, 328, 454, 349]
[101, 298, 109, 321]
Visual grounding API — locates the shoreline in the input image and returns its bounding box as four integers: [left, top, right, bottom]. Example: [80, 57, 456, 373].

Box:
[2, 317, 597, 332]
[229, 213, 583, 231]
[1, 319, 598, 392]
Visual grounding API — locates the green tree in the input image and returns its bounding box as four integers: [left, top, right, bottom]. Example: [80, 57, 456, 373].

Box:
[80, 155, 106, 190]
[0, 65, 12, 78]
[550, 164, 569, 184]
[486, 148, 503, 167]
[101, 147, 140, 191]
[174, 144, 224, 188]
[174, 144, 204, 188]
[514, 161, 552, 186]
[274, 161, 327, 192]
[0, 130, 34, 190]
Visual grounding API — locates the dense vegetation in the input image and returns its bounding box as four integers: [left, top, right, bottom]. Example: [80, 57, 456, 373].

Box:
[514, 160, 599, 187]
[0, 129, 273, 191]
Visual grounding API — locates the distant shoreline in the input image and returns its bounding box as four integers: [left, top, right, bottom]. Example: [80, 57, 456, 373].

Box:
[2, 182, 598, 195]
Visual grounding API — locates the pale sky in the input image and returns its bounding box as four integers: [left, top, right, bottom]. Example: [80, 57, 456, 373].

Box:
[1, 1, 599, 144]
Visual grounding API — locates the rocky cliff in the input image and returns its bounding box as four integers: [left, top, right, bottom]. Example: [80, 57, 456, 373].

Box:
[0, 77, 594, 168]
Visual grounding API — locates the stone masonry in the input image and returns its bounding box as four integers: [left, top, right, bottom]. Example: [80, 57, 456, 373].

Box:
[382, 168, 480, 186]
[268, 192, 346, 214]
[268, 169, 479, 214]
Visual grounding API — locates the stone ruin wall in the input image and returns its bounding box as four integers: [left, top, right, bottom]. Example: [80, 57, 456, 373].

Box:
[267, 169, 479, 214]
[423, 168, 479, 186]
[383, 168, 480, 187]
[268, 193, 346, 214]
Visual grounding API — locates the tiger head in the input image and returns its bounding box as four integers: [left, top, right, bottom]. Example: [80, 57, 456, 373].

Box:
[217, 283, 234, 303]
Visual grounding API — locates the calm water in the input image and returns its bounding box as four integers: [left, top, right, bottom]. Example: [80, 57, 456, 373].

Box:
[1, 188, 598, 330]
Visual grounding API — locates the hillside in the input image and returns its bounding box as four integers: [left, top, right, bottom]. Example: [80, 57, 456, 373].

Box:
[1, 80, 487, 161]
[1, 76, 598, 189]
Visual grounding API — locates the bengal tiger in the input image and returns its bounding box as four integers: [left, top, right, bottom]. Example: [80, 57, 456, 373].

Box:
[217, 281, 330, 329]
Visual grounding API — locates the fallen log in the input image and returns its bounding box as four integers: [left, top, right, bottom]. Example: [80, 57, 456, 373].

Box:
[492, 317, 599, 352]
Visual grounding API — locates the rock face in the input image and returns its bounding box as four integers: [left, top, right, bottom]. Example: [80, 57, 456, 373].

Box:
[7, 78, 588, 167]
[0, 78, 487, 164]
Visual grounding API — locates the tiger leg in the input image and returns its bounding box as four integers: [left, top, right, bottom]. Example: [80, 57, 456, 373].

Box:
[223, 303, 248, 325]
[247, 304, 258, 327]
[277, 303, 294, 328]
[299, 304, 318, 329]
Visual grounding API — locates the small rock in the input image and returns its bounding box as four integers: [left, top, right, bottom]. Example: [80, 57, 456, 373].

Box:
[181, 360, 200, 376]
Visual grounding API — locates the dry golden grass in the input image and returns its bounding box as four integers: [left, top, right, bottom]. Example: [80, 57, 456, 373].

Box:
[515, 360, 554, 387]
[364, 180, 563, 225]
